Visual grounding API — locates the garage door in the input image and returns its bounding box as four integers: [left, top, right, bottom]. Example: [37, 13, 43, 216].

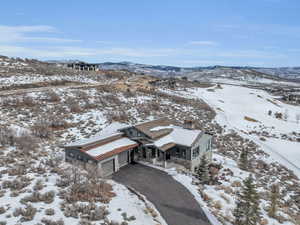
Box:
[102, 159, 114, 176]
[119, 151, 128, 167]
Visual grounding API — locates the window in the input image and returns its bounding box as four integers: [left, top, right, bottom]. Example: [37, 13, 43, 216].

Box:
[68, 152, 74, 158]
[192, 146, 200, 159]
[206, 140, 211, 152]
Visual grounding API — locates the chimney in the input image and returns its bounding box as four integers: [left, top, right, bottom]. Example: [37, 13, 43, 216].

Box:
[184, 119, 195, 130]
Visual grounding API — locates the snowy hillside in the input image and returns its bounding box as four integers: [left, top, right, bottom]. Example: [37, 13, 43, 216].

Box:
[188, 85, 300, 177]
[88, 61, 300, 86]
[0, 55, 300, 225]
[161, 84, 300, 224]
[256, 67, 300, 80]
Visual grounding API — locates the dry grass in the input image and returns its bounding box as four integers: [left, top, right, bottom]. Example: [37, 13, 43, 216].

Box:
[267, 98, 281, 107]
[244, 116, 260, 123]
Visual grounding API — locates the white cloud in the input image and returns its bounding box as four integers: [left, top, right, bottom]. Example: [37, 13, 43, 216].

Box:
[95, 41, 116, 45]
[0, 25, 81, 43]
[182, 59, 225, 66]
[216, 50, 286, 59]
[187, 41, 218, 46]
[22, 37, 82, 43]
[0, 45, 182, 58]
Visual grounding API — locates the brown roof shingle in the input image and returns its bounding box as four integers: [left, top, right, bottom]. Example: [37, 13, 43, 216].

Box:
[134, 118, 175, 140]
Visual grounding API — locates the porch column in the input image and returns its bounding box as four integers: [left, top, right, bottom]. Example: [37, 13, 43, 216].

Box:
[163, 152, 167, 168]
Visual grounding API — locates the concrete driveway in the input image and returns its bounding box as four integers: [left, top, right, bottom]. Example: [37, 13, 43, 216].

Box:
[113, 163, 211, 225]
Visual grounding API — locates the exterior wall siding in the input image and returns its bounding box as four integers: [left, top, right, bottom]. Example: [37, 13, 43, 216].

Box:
[121, 127, 149, 139]
[65, 148, 96, 164]
[190, 133, 213, 172]
[64, 126, 213, 174]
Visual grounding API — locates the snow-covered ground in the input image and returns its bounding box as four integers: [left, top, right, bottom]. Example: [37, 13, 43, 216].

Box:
[0, 165, 165, 225]
[183, 84, 300, 178]
[0, 74, 101, 87]
[211, 77, 300, 87]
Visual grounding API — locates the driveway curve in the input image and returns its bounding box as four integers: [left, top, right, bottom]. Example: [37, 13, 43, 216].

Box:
[113, 163, 211, 225]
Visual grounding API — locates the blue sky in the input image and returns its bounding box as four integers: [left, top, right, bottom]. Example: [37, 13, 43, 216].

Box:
[0, 0, 300, 67]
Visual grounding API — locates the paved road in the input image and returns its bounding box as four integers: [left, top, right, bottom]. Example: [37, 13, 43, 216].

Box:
[113, 163, 211, 225]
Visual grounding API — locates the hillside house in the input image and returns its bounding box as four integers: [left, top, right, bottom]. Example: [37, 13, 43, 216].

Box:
[283, 93, 300, 104]
[64, 118, 213, 177]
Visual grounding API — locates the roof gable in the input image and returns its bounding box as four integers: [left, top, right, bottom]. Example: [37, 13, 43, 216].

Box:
[134, 118, 174, 139]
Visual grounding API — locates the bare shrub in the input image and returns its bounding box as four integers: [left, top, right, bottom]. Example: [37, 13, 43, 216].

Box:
[0, 126, 15, 146]
[106, 111, 130, 123]
[0, 207, 6, 214]
[121, 212, 136, 221]
[41, 218, 64, 225]
[275, 112, 283, 119]
[212, 200, 222, 210]
[65, 97, 82, 113]
[31, 119, 52, 139]
[45, 208, 55, 216]
[123, 90, 136, 98]
[65, 180, 115, 203]
[105, 94, 121, 105]
[2, 176, 31, 191]
[83, 100, 97, 110]
[46, 91, 61, 102]
[63, 202, 109, 220]
[22, 96, 35, 107]
[13, 204, 37, 222]
[7, 164, 27, 176]
[21, 191, 55, 204]
[33, 179, 44, 191]
[147, 101, 160, 111]
[15, 132, 39, 153]
[59, 165, 115, 204]
[45, 153, 63, 171]
[47, 114, 68, 129]
[74, 90, 88, 100]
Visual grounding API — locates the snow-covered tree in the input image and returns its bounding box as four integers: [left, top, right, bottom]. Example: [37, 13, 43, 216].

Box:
[196, 154, 210, 184]
[296, 113, 300, 124]
[283, 109, 289, 121]
[268, 184, 280, 218]
[233, 174, 261, 225]
[268, 110, 272, 116]
[239, 148, 249, 171]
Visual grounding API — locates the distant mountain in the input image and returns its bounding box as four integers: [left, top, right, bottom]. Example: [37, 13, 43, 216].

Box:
[46, 59, 85, 64]
[95, 62, 300, 85]
[254, 67, 300, 80]
[45, 59, 300, 85]
[96, 62, 300, 79]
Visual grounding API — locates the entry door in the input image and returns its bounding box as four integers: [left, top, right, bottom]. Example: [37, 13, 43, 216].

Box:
[166, 152, 171, 160]
[102, 159, 115, 176]
[119, 151, 128, 167]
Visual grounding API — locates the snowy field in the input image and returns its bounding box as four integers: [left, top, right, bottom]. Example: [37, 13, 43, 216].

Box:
[187, 84, 300, 177]
[211, 77, 300, 87]
[0, 75, 102, 87]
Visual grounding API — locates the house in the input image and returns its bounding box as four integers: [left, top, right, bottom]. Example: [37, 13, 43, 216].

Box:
[283, 93, 300, 104]
[63, 118, 213, 177]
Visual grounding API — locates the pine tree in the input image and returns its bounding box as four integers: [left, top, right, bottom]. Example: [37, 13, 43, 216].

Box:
[239, 148, 249, 171]
[268, 184, 279, 218]
[233, 174, 261, 225]
[196, 154, 210, 184]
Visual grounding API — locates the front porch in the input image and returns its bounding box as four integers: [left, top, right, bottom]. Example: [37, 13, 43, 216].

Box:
[133, 145, 191, 170]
